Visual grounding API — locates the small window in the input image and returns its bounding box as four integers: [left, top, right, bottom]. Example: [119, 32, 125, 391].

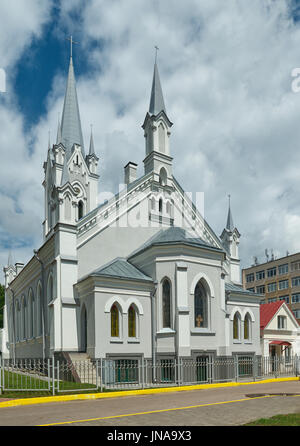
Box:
[279, 280, 289, 290]
[292, 276, 300, 287]
[277, 315, 286, 329]
[246, 273, 254, 283]
[78, 201, 84, 220]
[267, 282, 277, 293]
[267, 267, 276, 278]
[256, 270, 265, 280]
[159, 199, 163, 214]
[278, 264, 288, 275]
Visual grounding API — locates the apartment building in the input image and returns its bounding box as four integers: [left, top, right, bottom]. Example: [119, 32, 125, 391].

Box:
[242, 252, 300, 323]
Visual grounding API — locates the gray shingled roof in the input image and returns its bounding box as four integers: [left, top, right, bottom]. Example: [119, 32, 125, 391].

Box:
[225, 282, 263, 297]
[128, 227, 224, 259]
[149, 62, 166, 116]
[61, 57, 85, 158]
[90, 257, 153, 282]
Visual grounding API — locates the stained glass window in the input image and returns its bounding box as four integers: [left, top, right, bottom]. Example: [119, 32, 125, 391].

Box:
[194, 282, 207, 328]
[111, 304, 119, 337]
[128, 305, 136, 338]
[244, 313, 250, 340]
[162, 280, 171, 328]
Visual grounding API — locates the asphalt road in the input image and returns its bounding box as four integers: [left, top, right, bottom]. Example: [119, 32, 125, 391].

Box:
[0, 381, 300, 427]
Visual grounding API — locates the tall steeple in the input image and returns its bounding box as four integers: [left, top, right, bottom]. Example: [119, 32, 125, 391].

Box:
[220, 195, 241, 283]
[149, 59, 166, 116]
[60, 53, 85, 158]
[226, 195, 234, 232]
[142, 49, 173, 181]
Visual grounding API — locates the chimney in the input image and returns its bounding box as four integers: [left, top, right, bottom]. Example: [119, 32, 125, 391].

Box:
[15, 263, 24, 275]
[124, 162, 137, 185]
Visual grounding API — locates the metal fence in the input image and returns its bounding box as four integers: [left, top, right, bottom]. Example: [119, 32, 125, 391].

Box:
[0, 355, 299, 395]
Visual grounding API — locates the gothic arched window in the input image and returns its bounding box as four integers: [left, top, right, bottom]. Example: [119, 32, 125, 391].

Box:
[194, 282, 208, 328]
[128, 305, 136, 338]
[78, 200, 84, 220]
[233, 312, 241, 340]
[111, 304, 119, 337]
[159, 167, 167, 186]
[162, 279, 171, 328]
[159, 199, 163, 214]
[37, 283, 43, 337]
[244, 313, 251, 340]
[28, 289, 34, 339]
[21, 296, 26, 340]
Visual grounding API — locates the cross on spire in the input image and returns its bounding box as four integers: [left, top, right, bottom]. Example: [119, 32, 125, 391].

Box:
[66, 35, 79, 58]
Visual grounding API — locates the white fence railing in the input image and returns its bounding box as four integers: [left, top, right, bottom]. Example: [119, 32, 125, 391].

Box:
[0, 355, 299, 395]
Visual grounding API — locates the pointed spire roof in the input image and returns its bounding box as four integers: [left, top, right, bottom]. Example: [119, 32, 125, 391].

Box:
[60, 56, 85, 159]
[89, 126, 95, 156]
[149, 60, 166, 116]
[226, 195, 235, 232]
[7, 250, 13, 267]
[56, 115, 62, 145]
[61, 154, 70, 186]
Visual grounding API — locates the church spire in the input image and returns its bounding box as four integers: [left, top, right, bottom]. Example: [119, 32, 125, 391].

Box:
[226, 195, 234, 232]
[56, 115, 62, 145]
[60, 51, 85, 159]
[149, 52, 166, 116]
[89, 125, 95, 156]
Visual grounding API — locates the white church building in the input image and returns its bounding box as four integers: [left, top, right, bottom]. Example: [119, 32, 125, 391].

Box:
[2, 50, 262, 366]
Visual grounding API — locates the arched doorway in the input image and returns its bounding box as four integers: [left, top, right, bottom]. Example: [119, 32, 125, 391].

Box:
[81, 305, 87, 352]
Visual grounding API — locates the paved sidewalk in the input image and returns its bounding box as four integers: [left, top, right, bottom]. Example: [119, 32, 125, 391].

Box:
[0, 380, 299, 426]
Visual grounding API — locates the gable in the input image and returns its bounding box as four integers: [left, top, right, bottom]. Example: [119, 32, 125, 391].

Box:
[263, 302, 299, 331]
[76, 173, 226, 279]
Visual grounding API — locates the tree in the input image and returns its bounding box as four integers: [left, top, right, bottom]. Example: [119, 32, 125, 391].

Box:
[0, 284, 5, 328]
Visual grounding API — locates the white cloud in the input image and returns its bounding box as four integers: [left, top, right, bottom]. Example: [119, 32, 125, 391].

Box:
[0, 0, 53, 275]
[2, 0, 300, 280]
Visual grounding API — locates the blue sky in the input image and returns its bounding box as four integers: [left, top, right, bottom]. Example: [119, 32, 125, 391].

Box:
[3, 0, 300, 280]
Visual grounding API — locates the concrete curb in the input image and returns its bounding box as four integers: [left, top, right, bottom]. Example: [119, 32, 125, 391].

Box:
[0, 376, 298, 409]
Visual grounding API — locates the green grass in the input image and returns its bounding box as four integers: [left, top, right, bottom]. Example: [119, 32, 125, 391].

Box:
[0, 370, 135, 398]
[245, 413, 300, 426]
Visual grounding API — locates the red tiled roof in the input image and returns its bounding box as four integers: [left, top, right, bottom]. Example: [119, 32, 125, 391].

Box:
[260, 301, 284, 330]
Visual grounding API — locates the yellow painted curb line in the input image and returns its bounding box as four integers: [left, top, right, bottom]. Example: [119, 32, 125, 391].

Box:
[0, 376, 298, 409]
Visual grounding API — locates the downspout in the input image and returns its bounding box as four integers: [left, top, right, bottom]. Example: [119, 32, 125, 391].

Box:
[151, 281, 158, 382]
[7, 286, 16, 364]
[34, 250, 46, 361]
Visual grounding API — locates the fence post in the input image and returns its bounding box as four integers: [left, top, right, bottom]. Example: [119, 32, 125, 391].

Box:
[0, 355, 2, 395]
[52, 355, 55, 395]
[253, 356, 256, 382]
[95, 359, 99, 390]
[141, 359, 144, 390]
[234, 356, 238, 382]
[100, 358, 103, 393]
